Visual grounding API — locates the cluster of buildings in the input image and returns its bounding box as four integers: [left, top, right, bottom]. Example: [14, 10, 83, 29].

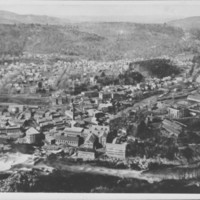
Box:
[0, 61, 53, 94]
[1, 53, 200, 164]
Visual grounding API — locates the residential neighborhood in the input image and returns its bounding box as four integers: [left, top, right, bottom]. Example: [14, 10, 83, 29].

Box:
[0, 53, 200, 167]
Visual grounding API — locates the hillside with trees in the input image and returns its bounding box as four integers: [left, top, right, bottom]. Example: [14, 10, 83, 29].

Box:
[130, 58, 181, 78]
[168, 16, 200, 30]
[0, 22, 192, 61]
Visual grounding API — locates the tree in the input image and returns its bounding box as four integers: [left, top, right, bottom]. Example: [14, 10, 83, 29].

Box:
[100, 71, 106, 77]
[136, 120, 149, 140]
[182, 147, 193, 162]
[118, 71, 143, 85]
[38, 81, 43, 89]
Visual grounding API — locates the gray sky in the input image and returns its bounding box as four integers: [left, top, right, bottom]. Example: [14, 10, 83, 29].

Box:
[0, 1, 200, 22]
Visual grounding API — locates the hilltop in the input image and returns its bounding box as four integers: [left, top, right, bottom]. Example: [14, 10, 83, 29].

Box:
[168, 16, 200, 30]
[0, 22, 188, 61]
[0, 10, 199, 61]
[0, 10, 68, 25]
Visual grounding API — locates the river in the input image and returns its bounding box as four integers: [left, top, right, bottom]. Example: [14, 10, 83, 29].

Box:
[1, 150, 200, 192]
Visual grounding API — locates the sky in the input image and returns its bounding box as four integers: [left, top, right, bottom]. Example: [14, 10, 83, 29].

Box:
[1, 1, 200, 23]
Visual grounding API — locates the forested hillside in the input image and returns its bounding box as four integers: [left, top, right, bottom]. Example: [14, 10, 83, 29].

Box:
[0, 22, 190, 61]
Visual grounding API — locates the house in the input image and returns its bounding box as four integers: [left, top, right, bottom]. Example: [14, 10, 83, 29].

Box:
[53, 117, 65, 124]
[65, 110, 74, 120]
[33, 110, 45, 120]
[2, 110, 10, 117]
[67, 135, 81, 147]
[30, 86, 37, 94]
[55, 135, 80, 147]
[51, 113, 63, 120]
[45, 135, 56, 145]
[26, 127, 41, 144]
[86, 125, 108, 147]
[24, 110, 32, 120]
[37, 118, 54, 129]
[44, 110, 52, 119]
[106, 143, 128, 159]
[17, 109, 32, 121]
[81, 98, 98, 111]
[16, 137, 27, 144]
[89, 77, 96, 85]
[82, 129, 92, 139]
[90, 125, 110, 134]
[0, 127, 7, 134]
[168, 105, 188, 119]
[157, 101, 168, 110]
[88, 125, 110, 144]
[53, 119, 66, 130]
[8, 104, 24, 113]
[81, 90, 99, 98]
[64, 127, 84, 137]
[77, 148, 96, 160]
[52, 95, 70, 106]
[57, 96, 63, 105]
[82, 103, 97, 111]
[98, 103, 112, 112]
[51, 97, 57, 106]
[98, 131, 107, 147]
[83, 133, 98, 149]
[2, 125, 23, 139]
[86, 109, 99, 117]
[99, 92, 112, 101]
[112, 91, 126, 101]
[83, 116, 98, 125]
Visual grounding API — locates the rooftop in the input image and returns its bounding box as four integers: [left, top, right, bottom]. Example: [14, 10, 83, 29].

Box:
[85, 133, 97, 143]
[187, 95, 200, 102]
[64, 127, 83, 133]
[26, 127, 40, 135]
[56, 135, 79, 142]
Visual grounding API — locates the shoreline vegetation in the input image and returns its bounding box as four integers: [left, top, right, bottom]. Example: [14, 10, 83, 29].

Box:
[1, 149, 200, 187]
[1, 157, 200, 192]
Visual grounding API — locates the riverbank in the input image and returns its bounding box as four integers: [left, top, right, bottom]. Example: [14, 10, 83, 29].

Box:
[1, 168, 200, 193]
[2, 148, 200, 192]
[1, 150, 200, 184]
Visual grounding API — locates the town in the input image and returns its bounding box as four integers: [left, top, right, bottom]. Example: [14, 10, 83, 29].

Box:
[3, 1, 200, 194]
[0, 52, 200, 171]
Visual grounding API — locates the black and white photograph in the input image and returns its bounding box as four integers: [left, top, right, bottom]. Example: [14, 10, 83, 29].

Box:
[1, 0, 200, 197]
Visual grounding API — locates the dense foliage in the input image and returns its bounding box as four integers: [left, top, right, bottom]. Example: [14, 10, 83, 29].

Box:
[118, 71, 143, 85]
[0, 23, 187, 60]
[131, 59, 181, 78]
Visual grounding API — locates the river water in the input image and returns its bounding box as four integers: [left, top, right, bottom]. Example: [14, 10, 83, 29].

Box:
[1, 144, 200, 192]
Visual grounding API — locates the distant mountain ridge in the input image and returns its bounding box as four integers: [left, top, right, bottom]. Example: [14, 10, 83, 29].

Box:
[0, 10, 69, 25]
[0, 22, 187, 61]
[0, 10, 181, 24]
[168, 16, 200, 30]
[0, 10, 199, 61]
[1, 9, 200, 31]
